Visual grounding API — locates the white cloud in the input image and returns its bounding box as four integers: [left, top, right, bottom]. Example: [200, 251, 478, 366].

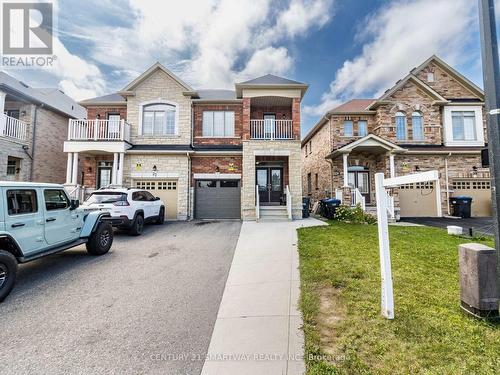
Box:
[304, 0, 477, 116]
[238, 47, 293, 80]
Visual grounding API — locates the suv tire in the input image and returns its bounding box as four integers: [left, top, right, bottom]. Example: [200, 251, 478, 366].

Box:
[86, 221, 113, 256]
[130, 213, 144, 236]
[0, 250, 18, 302]
[156, 207, 165, 225]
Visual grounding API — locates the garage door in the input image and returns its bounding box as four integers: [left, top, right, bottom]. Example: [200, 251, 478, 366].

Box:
[135, 180, 178, 220]
[452, 179, 492, 217]
[195, 179, 241, 219]
[399, 181, 438, 217]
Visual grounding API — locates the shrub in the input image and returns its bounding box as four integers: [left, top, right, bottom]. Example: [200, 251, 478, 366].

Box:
[333, 204, 376, 224]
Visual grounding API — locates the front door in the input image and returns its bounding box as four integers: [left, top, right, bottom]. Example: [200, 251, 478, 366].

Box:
[348, 171, 370, 204]
[97, 166, 112, 188]
[256, 167, 283, 205]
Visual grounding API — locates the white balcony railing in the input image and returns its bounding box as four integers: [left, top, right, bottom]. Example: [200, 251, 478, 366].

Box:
[352, 188, 366, 211]
[0, 114, 28, 142]
[68, 119, 130, 142]
[250, 119, 293, 140]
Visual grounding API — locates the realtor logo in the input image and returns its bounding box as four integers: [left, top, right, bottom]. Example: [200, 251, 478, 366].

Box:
[2, 2, 53, 54]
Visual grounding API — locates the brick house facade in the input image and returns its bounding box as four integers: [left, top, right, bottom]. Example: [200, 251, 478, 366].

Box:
[64, 63, 308, 220]
[302, 56, 491, 217]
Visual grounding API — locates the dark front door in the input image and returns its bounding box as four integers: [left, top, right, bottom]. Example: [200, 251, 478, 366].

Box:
[348, 170, 370, 204]
[97, 167, 112, 189]
[256, 167, 283, 205]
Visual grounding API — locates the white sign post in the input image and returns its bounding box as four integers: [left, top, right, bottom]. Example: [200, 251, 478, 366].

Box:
[375, 170, 441, 319]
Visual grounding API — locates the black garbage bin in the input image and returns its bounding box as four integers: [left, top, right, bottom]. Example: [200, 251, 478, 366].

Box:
[302, 197, 311, 218]
[320, 198, 341, 219]
[450, 196, 473, 218]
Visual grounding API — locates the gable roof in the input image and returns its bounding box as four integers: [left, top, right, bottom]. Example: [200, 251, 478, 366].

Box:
[195, 89, 238, 101]
[120, 62, 195, 95]
[0, 71, 86, 118]
[326, 134, 406, 159]
[411, 55, 484, 99]
[235, 73, 308, 98]
[79, 93, 126, 106]
[330, 99, 375, 113]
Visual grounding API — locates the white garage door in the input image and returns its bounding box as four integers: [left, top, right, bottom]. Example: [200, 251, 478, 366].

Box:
[135, 180, 178, 220]
[399, 181, 438, 217]
[451, 179, 492, 217]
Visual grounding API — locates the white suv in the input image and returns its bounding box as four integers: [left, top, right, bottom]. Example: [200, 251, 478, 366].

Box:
[82, 188, 166, 235]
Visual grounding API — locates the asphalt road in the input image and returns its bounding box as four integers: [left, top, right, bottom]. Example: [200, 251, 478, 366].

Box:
[402, 216, 494, 236]
[0, 221, 241, 375]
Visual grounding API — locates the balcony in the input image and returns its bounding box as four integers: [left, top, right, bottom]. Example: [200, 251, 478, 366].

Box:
[68, 119, 130, 142]
[0, 114, 28, 142]
[250, 119, 293, 140]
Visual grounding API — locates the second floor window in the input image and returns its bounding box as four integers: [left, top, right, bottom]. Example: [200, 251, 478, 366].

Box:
[203, 111, 235, 137]
[395, 112, 407, 140]
[358, 121, 368, 137]
[142, 104, 176, 135]
[452, 111, 476, 141]
[343, 121, 353, 137]
[412, 112, 424, 140]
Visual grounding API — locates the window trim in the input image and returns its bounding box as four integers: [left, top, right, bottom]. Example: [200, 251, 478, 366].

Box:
[138, 99, 179, 136]
[443, 105, 484, 147]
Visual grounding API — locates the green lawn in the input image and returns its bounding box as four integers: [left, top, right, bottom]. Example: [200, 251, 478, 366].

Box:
[298, 222, 500, 375]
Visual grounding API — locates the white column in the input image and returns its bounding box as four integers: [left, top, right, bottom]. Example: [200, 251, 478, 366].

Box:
[343, 153, 349, 187]
[71, 152, 79, 185]
[0, 91, 6, 134]
[117, 153, 124, 186]
[112, 152, 118, 185]
[65, 153, 73, 184]
[389, 153, 396, 178]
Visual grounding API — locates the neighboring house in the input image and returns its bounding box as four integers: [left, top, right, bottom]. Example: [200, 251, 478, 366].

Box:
[302, 56, 491, 218]
[64, 63, 308, 220]
[0, 72, 86, 183]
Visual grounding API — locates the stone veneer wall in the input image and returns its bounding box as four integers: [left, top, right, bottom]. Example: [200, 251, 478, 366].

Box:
[122, 154, 190, 220]
[242, 140, 302, 220]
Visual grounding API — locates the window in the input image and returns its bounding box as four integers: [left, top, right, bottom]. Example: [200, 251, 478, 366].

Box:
[452, 111, 476, 141]
[343, 121, 353, 137]
[309, 141, 312, 154]
[157, 181, 177, 190]
[427, 72, 435, 82]
[220, 180, 239, 188]
[395, 112, 407, 140]
[304, 144, 308, 156]
[107, 113, 121, 137]
[7, 189, 37, 215]
[6, 109, 19, 119]
[358, 121, 368, 137]
[307, 173, 312, 194]
[412, 112, 424, 140]
[132, 191, 149, 201]
[85, 192, 127, 204]
[143, 191, 156, 201]
[6, 159, 16, 176]
[315, 173, 319, 190]
[202, 111, 235, 137]
[142, 103, 176, 135]
[44, 189, 70, 211]
[197, 180, 217, 188]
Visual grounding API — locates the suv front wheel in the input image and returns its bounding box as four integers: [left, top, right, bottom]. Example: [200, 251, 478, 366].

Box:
[86, 221, 113, 255]
[0, 250, 18, 302]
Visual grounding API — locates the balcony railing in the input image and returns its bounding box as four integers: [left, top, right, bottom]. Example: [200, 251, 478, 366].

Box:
[250, 119, 293, 140]
[68, 119, 130, 142]
[0, 114, 28, 142]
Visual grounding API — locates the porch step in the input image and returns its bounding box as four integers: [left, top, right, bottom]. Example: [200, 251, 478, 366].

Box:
[258, 206, 290, 221]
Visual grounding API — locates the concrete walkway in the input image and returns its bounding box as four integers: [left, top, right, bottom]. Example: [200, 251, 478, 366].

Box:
[201, 218, 326, 375]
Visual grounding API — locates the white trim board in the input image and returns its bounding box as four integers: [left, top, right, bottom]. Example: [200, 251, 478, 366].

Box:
[193, 173, 241, 180]
[131, 172, 180, 179]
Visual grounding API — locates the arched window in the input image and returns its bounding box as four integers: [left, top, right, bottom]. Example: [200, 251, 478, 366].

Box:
[412, 111, 424, 140]
[395, 111, 407, 140]
[141, 103, 177, 135]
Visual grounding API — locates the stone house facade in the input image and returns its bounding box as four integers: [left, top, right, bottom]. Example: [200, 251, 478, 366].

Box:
[0, 72, 86, 184]
[302, 56, 491, 217]
[64, 63, 308, 220]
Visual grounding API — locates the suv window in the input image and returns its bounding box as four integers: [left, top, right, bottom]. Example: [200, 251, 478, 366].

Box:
[132, 191, 147, 201]
[85, 192, 127, 204]
[143, 191, 156, 201]
[7, 189, 38, 215]
[44, 189, 70, 211]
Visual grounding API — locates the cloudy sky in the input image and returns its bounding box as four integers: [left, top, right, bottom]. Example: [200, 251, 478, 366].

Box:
[4, 0, 499, 135]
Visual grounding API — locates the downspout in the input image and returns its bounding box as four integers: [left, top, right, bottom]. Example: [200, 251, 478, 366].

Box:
[187, 151, 192, 221]
[29, 104, 40, 181]
[326, 158, 335, 198]
[445, 152, 451, 215]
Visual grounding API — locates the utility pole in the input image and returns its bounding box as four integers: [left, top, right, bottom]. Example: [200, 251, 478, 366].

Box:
[479, 0, 500, 291]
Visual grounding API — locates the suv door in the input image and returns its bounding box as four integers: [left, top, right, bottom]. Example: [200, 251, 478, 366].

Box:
[4, 188, 46, 255]
[143, 191, 159, 217]
[43, 189, 80, 245]
[132, 191, 148, 218]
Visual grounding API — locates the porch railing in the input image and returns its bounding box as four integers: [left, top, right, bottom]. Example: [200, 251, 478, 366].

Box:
[255, 185, 260, 221]
[335, 188, 343, 203]
[352, 188, 366, 211]
[250, 119, 293, 140]
[385, 190, 395, 220]
[286, 185, 292, 220]
[0, 114, 28, 142]
[68, 119, 131, 142]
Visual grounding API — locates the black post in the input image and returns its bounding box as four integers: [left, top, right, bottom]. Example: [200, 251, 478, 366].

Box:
[479, 0, 500, 291]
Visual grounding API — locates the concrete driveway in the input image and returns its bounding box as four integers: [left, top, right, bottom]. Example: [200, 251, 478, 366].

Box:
[0, 221, 241, 375]
[402, 217, 494, 236]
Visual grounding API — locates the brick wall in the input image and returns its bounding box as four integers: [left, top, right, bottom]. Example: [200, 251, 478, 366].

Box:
[82, 155, 114, 188]
[86, 106, 127, 120]
[193, 103, 243, 145]
[191, 156, 242, 184]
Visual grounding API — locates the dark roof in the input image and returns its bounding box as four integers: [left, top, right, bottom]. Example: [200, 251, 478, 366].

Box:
[330, 99, 375, 113]
[192, 144, 242, 152]
[196, 89, 237, 100]
[402, 144, 484, 152]
[80, 93, 126, 105]
[237, 74, 306, 86]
